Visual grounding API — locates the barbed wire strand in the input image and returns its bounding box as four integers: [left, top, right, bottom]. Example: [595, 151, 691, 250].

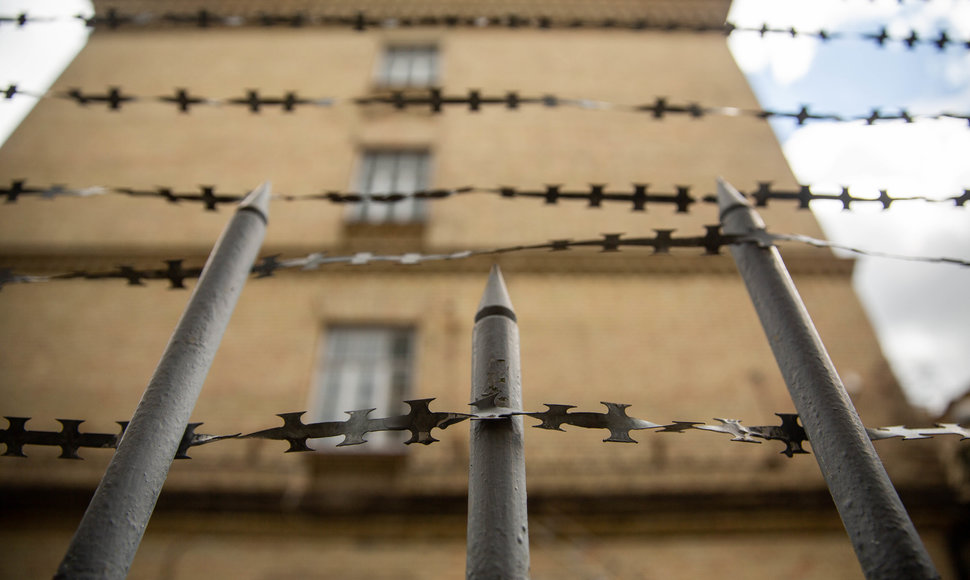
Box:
[1, 180, 967, 211]
[2, 227, 968, 292]
[2, 403, 967, 460]
[0, 10, 968, 52]
[3, 85, 968, 127]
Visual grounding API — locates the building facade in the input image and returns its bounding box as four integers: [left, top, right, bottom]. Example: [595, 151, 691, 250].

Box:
[0, 1, 963, 578]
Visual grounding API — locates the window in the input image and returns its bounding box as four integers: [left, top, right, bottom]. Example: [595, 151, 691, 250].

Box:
[348, 150, 430, 223]
[377, 45, 438, 88]
[311, 326, 415, 450]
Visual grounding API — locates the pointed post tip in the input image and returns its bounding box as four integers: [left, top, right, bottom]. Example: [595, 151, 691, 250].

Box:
[716, 177, 749, 214]
[717, 178, 765, 234]
[238, 181, 272, 221]
[475, 265, 516, 322]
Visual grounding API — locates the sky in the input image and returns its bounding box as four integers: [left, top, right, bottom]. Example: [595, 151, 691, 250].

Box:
[728, 0, 970, 414]
[0, 0, 967, 413]
[0, 0, 91, 144]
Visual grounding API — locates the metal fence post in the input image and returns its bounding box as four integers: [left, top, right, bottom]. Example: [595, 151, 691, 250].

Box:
[467, 265, 530, 580]
[717, 178, 939, 579]
[55, 183, 272, 580]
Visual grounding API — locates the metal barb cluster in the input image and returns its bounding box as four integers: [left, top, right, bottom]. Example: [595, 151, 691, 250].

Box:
[4, 84, 968, 127]
[522, 402, 661, 443]
[10, 403, 970, 460]
[515, 226, 738, 256]
[0, 179, 107, 202]
[519, 404, 807, 456]
[2, 9, 968, 52]
[240, 398, 471, 450]
[750, 182, 970, 210]
[116, 185, 242, 210]
[0, 417, 233, 460]
[53, 260, 205, 289]
[695, 414, 809, 457]
[867, 423, 970, 441]
[495, 184, 697, 212]
[729, 23, 970, 52]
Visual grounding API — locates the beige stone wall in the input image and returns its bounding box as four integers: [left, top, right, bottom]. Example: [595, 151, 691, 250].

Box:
[0, 28, 821, 255]
[0, 10, 957, 579]
[0, 507, 958, 579]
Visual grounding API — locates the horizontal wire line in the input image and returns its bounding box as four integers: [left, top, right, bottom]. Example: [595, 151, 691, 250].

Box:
[1, 407, 966, 460]
[1, 10, 968, 52]
[1, 180, 967, 211]
[2, 228, 968, 292]
[3, 85, 967, 127]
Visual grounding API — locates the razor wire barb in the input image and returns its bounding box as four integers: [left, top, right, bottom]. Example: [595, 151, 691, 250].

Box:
[2, 9, 969, 52]
[3, 226, 969, 292]
[4, 401, 968, 460]
[1, 179, 968, 211]
[4, 85, 969, 127]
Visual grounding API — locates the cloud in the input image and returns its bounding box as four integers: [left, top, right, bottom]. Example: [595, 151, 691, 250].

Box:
[780, 119, 970, 412]
[0, 0, 92, 146]
[783, 120, 970, 204]
[855, 258, 970, 413]
[729, 0, 970, 412]
[727, 0, 901, 87]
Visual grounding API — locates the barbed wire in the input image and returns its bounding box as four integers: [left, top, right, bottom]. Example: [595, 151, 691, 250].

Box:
[772, 233, 970, 268]
[1, 9, 968, 52]
[0, 417, 234, 460]
[3, 402, 966, 460]
[3, 85, 968, 127]
[1, 179, 967, 212]
[2, 227, 968, 292]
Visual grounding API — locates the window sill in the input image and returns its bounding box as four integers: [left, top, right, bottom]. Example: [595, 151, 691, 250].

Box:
[306, 449, 408, 474]
[341, 222, 426, 253]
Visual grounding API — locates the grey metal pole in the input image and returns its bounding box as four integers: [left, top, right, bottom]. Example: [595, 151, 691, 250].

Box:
[467, 265, 530, 580]
[717, 178, 939, 579]
[55, 183, 272, 580]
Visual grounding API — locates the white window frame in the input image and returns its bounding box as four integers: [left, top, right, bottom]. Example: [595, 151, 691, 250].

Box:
[376, 45, 439, 88]
[310, 326, 416, 451]
[348, 150, 430, 224]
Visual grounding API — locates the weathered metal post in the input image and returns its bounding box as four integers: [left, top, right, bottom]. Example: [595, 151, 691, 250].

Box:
[717, 178, 939, 579]
[55, 183, 272, 580]
[467, 265, 530, 580]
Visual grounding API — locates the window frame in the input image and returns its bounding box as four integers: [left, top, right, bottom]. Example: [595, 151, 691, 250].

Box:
[347, 149, 431, 224]
[308, 324, 417, 453]
[375, 44, 439, 89]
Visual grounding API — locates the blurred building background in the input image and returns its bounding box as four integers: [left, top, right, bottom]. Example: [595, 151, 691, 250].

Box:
[0, 0, 965, 578]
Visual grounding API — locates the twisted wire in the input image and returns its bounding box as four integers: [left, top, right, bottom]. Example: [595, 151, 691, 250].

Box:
[3, 226, 968, 292]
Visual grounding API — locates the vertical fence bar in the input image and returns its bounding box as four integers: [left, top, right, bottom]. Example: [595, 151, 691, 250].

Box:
[467, 265, 530, 579]
[717, 178, 938, 579]
[55, 183, 272, 580]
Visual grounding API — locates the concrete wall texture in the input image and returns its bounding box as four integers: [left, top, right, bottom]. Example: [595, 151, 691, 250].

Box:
[0, 1, 962, 578]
